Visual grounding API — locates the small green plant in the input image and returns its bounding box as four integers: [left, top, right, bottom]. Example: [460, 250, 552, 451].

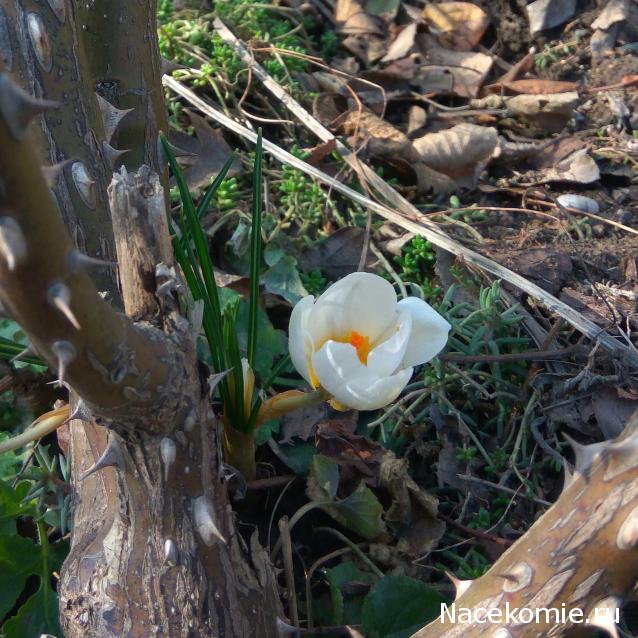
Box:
[447, 195, 487, 223]
[300, 268, 328, 296]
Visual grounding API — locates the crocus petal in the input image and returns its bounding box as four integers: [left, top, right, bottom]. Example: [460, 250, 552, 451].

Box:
[366, 309, 412, 378]
[397, 297, 451, 367]
[308, 272, 398, 346]
[312, 340, 413, 410]
[288, 295, 315, 385]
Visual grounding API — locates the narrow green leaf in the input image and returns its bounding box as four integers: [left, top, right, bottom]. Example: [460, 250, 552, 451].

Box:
[197, 154, 237, 219]
[247, 129, 264, 369]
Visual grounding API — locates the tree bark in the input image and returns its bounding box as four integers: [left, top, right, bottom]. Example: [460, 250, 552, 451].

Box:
[0, 1, 283, 634]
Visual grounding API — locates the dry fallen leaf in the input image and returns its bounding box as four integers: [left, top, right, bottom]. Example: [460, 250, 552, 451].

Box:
[537, 148, 600, 184]
[412, 122, 499, 188]
[338, 109, 416, 158]
[526, 0, 576, 35]
[381, 22, 418, 62]
[501, 78, 579, 95]
[415, 34, 493, 98]
[591, 0, 629, 31]
[169, 110, 242, 194]
[505, 91, 579, 134]
[423, 1, 489, 51]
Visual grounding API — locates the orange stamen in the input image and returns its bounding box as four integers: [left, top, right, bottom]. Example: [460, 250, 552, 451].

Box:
[348, 331, 371, 364]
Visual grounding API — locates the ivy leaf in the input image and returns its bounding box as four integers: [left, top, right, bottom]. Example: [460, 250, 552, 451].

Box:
[361, 575, 446, 638]
[262, 254, 308, 305]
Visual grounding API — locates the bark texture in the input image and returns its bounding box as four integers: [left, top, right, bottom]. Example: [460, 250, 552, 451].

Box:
[411, 416, 638, 638]
[0, 1, 283, 634]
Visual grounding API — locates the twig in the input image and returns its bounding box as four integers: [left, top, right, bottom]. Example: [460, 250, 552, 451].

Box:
[456, 474, 551, 507]
[439, 345, 581, 364]
[279, 516, 299, 628]
[161, 74, 638, 370]
[437, 512, 513, 547]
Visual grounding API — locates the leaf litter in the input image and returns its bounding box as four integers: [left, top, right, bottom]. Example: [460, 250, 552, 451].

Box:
[159, 0, 638, 634]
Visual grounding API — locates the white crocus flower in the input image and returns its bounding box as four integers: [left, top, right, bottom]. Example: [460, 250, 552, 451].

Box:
[289, 272, 451, 410]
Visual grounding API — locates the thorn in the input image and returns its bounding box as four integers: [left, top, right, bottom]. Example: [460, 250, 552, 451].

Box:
[562, 433, 605, 480]
[95, 93, 133, 143]
[47, 282, 81, 330]
[276, 618, 299, 637]
[0, 74, 58, 140]
[161, 57, 186, 76]
[101, 141, 130, 169]
[163, 538, 178, 565]
[587, 596, 621, 638]
[193, 495, 226, 545]
[67, 399, 92, 423]
[0, 217, 27, 270]
[71, 161, 96, 209]
[41, 159, 73, 189]
[160, 437, 176, 481]
[80, 434, 123, 480]
[445, 571, 472, 600]
[10, 342, 35, 364]
[51, 340, 76, 384]
[27, 13, 52, 72]
[562, 457, 573, 489]
[207, 370, 231, 398]
[67, 249, 115, 274]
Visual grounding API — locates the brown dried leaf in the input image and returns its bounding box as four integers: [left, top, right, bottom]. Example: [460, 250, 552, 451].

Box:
[170, 110, 242, 194]
[338, 109, 415, 158]
[423, 1, 489, 50]
[415, 34, 493, 98]
[412, 123, 498, 188]
[379, 452, 445, 556]
[336, 0, 365, 23]
[381, 22, 418, 62]
[506, 91, 579, 134]
[502, 78, 579, 94]
[538, 148, 600, 184]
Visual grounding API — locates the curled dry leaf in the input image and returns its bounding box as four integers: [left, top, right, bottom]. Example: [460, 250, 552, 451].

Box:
[381, 22, 418, 62]
[338, 109, 416, 158]
[526, 0, 576, 35]
[591, 0, 629, 31]
[415, 34, 493, 98]
[539, 148, 600, 184]
[422, 1, 489, 51]
[506, 91, 579, 134]
[412, 122, 499, 189]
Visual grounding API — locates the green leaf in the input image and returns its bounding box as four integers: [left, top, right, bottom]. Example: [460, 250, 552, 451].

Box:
[0, 435, 27, 481]
[262, 254, 308, 305]
[1, 579, 61, 638]
[255, 419, 280, 446]
[247, 128, 264, 369]
[328, 483, 385, 540]
[361, 575, 446, 638]
[325, 561, 372, 625]
[270, 440, 315, 476]
[0, 480, 33, 535]
[0, 535, 41, 618]
[311, 455, 340, 500]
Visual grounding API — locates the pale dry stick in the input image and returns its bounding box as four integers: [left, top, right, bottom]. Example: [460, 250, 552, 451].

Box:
[162, 74, 638, 369]
[279, 516, 299, 628]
